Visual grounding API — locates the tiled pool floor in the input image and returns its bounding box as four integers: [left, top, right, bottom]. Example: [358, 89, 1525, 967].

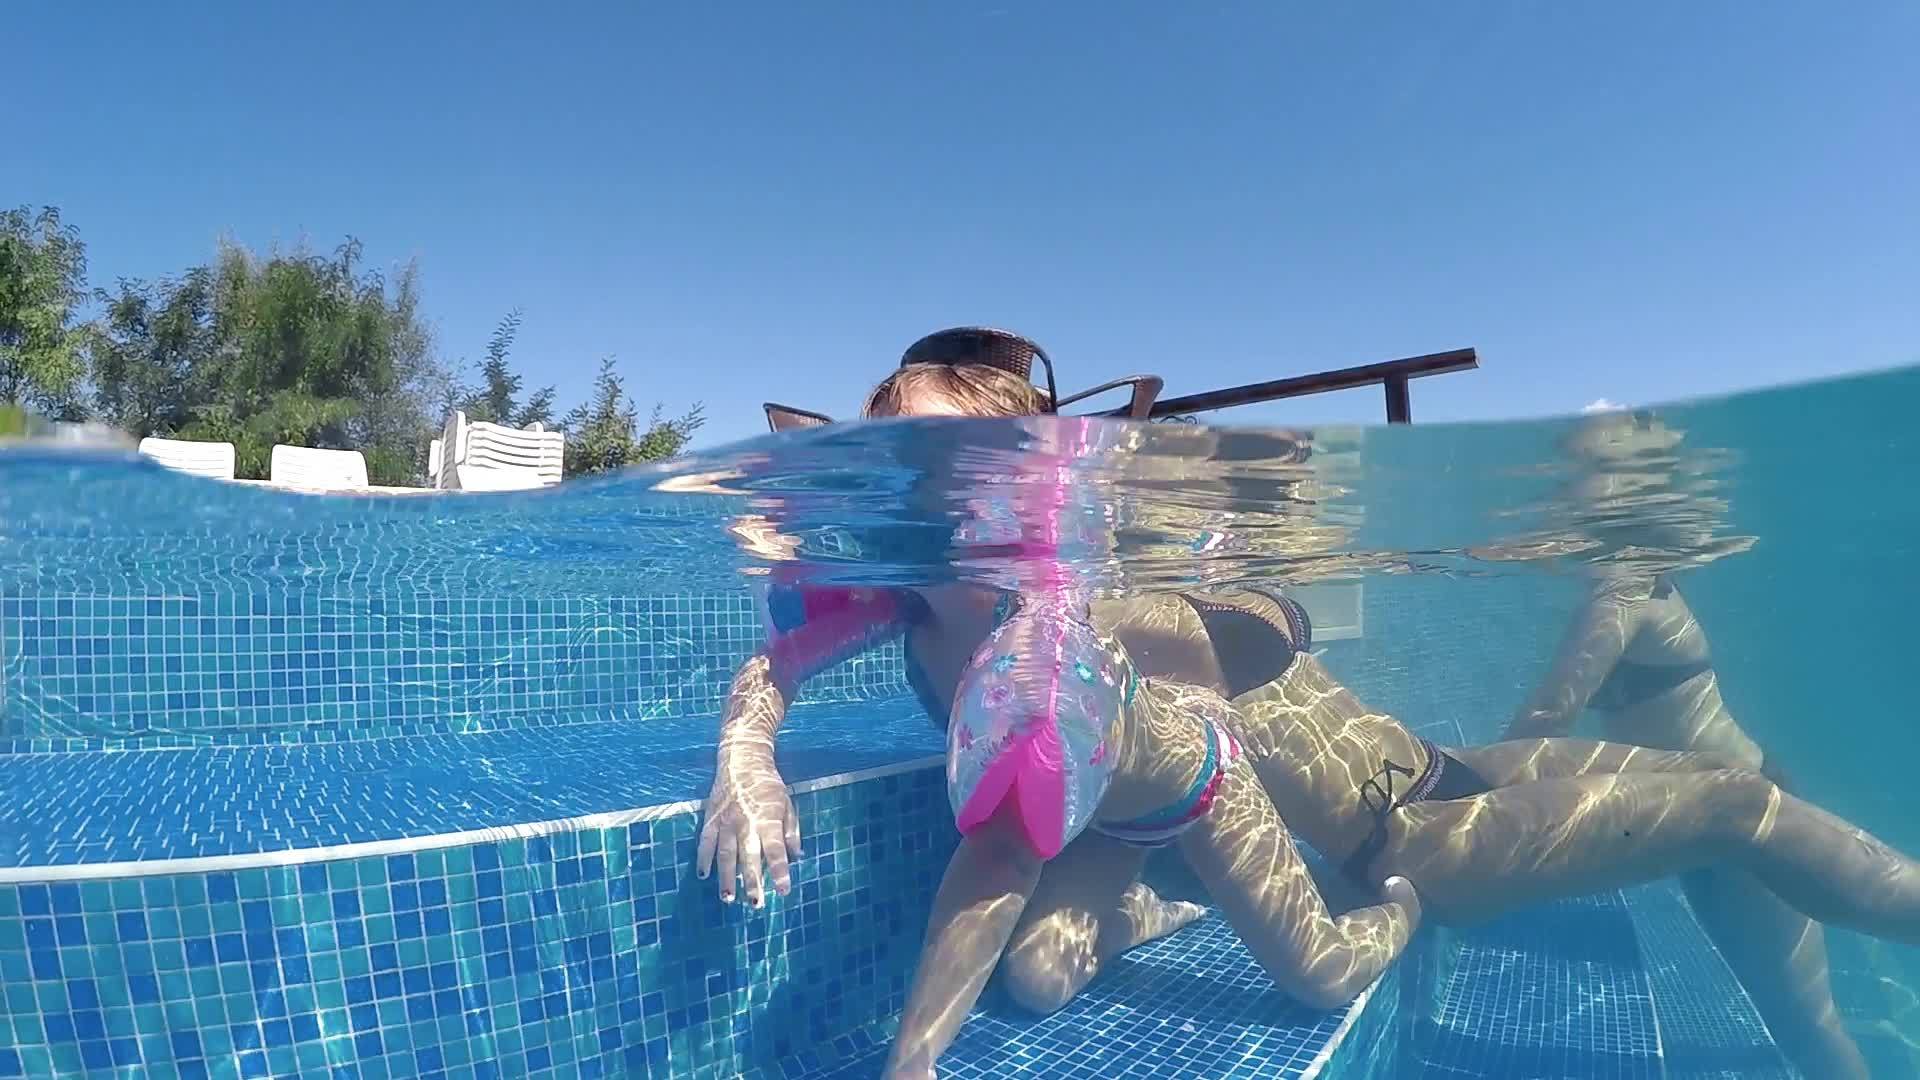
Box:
[1412, 886, 1794, 1080]
[1622, 881, 1796, 1079]
[759, 888, 1797, 1080]
[1413, 892, 1661, 1079]
[758, 915, 1367, 1080]
[1, 699, 940, 869]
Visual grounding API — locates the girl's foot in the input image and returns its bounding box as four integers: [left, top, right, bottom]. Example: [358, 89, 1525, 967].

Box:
[1119, 883, 1207, 949]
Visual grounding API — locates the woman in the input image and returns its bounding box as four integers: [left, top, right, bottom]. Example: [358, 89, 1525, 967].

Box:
[699, 351, 1341, 1016]
[1505, 410, 1865, 1078]
[884, 588, 1920, 1077]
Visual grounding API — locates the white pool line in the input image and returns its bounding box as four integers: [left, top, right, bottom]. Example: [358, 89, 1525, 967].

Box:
[1297, 979, 1376, 1080]
[0, 753, 946, 885]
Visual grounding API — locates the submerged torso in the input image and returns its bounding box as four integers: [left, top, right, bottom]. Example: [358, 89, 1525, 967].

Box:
[905, 588, 1238, 729]
[1218, 653, 1440, 864]
[1587, 576, 1762, 768]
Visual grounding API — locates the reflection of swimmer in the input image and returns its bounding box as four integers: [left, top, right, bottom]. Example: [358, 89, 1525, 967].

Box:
[1507, 410, 1864, 1078]
[699, 351, 1360, 1024]
[886, 597, 1920, 1077]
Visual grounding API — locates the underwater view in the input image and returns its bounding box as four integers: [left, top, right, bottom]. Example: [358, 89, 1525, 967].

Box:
[4, 365, 1920, 1079]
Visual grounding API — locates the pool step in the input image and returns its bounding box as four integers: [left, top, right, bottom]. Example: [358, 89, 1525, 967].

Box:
[1409, 892, 1663, 1079]
[755, 915, 1380, 1079]
[759, 886, 1806, 1079]
[1620, 882, 1797, 1079]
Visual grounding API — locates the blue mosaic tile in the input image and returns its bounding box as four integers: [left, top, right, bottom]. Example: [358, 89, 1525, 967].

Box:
[2, 698, 939, 869]
[2, 590, 906, 750]
[1620, 882, 1794, 1079]
[757, 916, 1381, 1080]
[0, 765, 957, 1079]
[0, 453, 761, 601]
[1411, 891, 1661, 1079]
[1824, 927, 1920, 1079]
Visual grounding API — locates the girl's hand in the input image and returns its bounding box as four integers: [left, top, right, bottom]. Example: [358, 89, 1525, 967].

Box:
[696, 747, 801, 905]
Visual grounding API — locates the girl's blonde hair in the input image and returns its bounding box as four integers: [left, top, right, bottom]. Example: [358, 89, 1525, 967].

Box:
[861, 363, 1051, 419]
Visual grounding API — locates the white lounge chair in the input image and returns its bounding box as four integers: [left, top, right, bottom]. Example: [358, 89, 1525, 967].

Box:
[138, 437, 236, 481]
[437, 411, 565, 492]
[427, 439, 443, 489]
[269, 445, 369, 492]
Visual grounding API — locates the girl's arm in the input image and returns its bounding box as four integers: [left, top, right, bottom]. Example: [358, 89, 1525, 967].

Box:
[1177, 763, 1420, 1009]
[699, 590, 915, 904]
[1505, 578, 1652, 740]
[885, 817, 1043, 1078]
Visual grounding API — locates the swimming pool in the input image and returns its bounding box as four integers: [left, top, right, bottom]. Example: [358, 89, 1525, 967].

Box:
[3, 367, 1917, 1077]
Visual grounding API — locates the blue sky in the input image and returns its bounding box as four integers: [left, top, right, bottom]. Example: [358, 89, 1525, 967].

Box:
[8, 3, 1916, 447]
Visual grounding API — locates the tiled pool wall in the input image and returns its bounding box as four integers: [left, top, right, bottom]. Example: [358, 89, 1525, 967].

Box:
[0, 590, 907, 752]
[0, 760, 956, 1068]
[0, 573, 1677, 1080]
[0, 582, 938, 1076]
[0, 570, 1464, 1080]
[0, 765, 955, 1080]
[9, 558, 1906, 1074]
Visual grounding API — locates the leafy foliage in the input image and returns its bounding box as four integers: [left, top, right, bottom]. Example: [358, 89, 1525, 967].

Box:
[0, 206, 89, 418]
[24, 207, 702, 484]
[561, 358, 706, 475]
[83, 240, 446, 484]
[86, 268, 217, 437]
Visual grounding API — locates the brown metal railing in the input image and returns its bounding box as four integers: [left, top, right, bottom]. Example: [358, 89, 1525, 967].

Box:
[1096, 347, 1478, 424]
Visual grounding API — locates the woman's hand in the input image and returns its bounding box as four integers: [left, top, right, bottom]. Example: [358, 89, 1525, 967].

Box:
[882, 1055, 937, 1080]
[887, 1037, 940, 1068]
[1381, 875, 1422, 930]
[696, 746, 801, 905]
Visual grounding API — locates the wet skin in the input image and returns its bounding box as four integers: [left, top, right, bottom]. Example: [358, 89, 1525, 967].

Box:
[1507, 575, 1867, 1079]
[886, 608, 1920, 1076]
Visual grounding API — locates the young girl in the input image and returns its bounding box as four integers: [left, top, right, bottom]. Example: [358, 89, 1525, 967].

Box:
[885, 597, 1920, 1076]
[702, 347, 1350, 1018]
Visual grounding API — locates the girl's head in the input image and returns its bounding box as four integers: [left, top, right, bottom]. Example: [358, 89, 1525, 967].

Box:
[862, 363, 1052, 420]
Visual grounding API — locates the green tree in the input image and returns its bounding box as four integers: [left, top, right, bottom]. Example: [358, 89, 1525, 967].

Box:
[0, 206, 89, 418]
[464, 309, 523, 424]
[37, 208, 700, 485]
[516, 386, 556, 430]
[459, 309, 556, 429]
[86, 268, 217, 436]
[168, 238, 444, 484]
[561, 357, 704, 475]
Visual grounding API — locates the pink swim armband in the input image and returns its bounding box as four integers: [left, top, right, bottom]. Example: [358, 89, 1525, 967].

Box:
[755, 567, 910, 687]
[945, 603, 1129, 860]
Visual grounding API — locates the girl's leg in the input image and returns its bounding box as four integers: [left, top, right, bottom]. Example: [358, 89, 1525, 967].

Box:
[1376, 766, 1920, 942]
[998, 831, 1205, 1014]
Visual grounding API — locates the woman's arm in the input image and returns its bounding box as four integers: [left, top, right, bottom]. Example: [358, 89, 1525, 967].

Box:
[885, 816, 1043, 1078]
[1505, 578, 1652, 740]
[1177, 764, 1420, 1009]
[698, 592, 914, 904]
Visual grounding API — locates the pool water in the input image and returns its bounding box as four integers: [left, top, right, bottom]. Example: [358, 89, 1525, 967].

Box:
[2, 365, 1918, 1077]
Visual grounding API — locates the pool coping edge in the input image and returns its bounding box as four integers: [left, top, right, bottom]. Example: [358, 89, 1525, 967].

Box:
[1, 753, 946, 884]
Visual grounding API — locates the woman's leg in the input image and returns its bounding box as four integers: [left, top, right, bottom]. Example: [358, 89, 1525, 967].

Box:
[1453, 739, 1866, 1076]
[1446, 737, 1735, 786]
[998, 831, 1206, 1014]
[1375, 765, 1920, 943]
[1681, 867, 1868, 1079]
[1591, 682, 1860, 1073]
